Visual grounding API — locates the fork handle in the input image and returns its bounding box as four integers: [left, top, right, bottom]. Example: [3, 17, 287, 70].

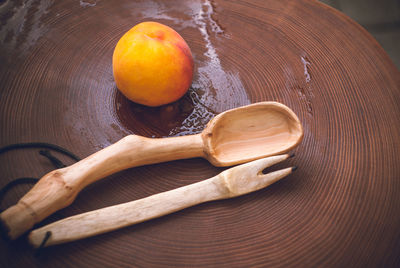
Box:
[0, 134, 204, 240]
[29, 175, 224, 248]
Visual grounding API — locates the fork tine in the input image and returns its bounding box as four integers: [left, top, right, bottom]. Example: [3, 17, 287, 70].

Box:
[226, 154, 291, 176]
[253, 154, 291, 174]
[256, 166, 296, 190]
[219, 154, 295, 197]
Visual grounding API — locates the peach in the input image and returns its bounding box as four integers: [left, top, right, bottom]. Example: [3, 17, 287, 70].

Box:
[112, 21, 194, 107]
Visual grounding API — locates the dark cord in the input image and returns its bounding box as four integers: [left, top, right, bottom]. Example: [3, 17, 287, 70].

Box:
[0, 142, 80, 253]
[39, 150, 66, 169]
[0, 177, 39, 213]
[0, 143, 80, 210]
[35, 231, 52, 256]
[0, 142, 81, 161]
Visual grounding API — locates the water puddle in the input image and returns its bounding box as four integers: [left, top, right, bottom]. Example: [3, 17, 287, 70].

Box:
[79, 0, 96, 8]
[0, 0, 54, 54]
[301, 56, 311, 83]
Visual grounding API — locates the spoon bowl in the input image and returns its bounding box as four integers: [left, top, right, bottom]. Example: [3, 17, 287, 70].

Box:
[202, 102, 303, 166]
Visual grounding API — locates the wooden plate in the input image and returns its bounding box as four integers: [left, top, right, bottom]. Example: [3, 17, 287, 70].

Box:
[0, 0, 399, 267]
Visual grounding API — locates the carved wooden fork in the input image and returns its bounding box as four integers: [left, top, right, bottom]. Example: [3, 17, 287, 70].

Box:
[29, 154, 296, 248]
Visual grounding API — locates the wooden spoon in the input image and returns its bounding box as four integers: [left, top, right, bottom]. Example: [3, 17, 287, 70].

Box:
[0, 101, 303, 240]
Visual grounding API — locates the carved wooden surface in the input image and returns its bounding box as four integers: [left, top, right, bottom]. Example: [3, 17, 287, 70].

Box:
[0, 0, 399, 267]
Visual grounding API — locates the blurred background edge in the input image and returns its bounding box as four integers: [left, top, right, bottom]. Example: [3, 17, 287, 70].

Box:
[319, 0, 400, 70]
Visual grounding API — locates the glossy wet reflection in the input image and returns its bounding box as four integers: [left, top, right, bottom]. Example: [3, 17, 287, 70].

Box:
[115, 87, 215, 137]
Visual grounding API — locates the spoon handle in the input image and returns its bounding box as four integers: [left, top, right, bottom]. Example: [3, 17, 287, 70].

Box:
[0, 134, 204, 240]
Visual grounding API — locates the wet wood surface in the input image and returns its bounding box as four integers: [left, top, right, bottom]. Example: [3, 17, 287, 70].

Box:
[0, 0, 399, 267]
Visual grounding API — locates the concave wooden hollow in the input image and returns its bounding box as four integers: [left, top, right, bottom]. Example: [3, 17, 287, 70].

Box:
[202, 101, 303, 166]
[0, 101, 303, 240]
